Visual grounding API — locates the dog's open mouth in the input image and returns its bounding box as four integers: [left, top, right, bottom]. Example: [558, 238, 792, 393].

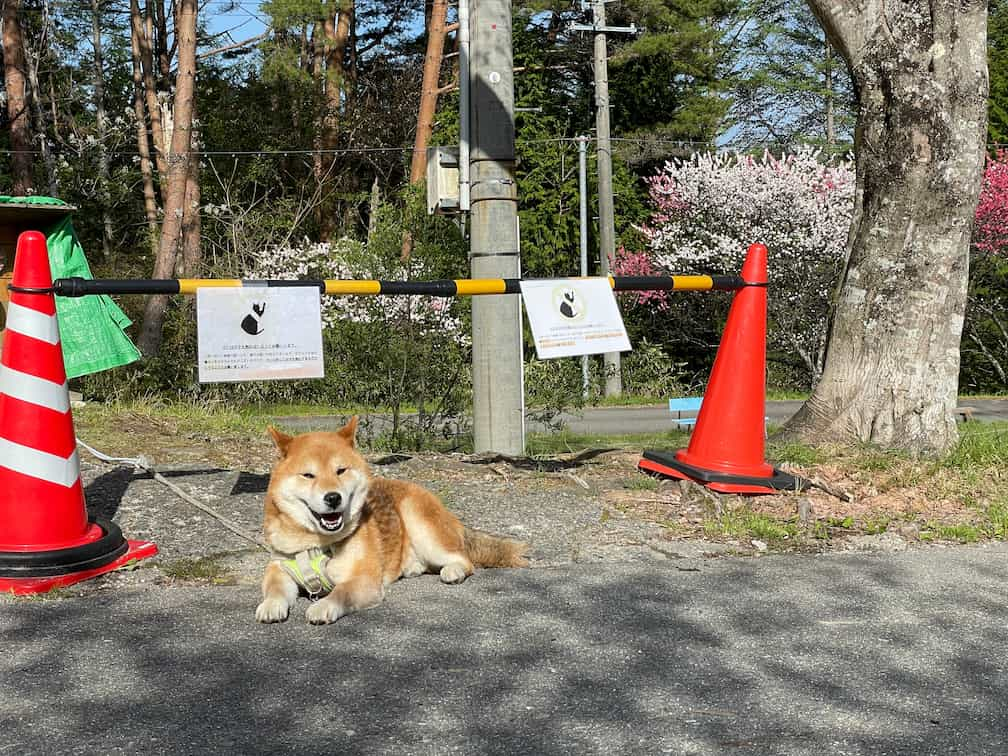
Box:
[313, 510, 344, 532]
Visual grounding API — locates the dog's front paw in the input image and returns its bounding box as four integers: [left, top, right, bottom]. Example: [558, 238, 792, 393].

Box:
[305, 598, 344, 625]
[439, 563, 470, 584]
[256, 597, 291, 623]
[401, 559, 426, 579]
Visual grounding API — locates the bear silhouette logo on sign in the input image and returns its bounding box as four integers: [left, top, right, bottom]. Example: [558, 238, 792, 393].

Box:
[241, 302, 267, 335]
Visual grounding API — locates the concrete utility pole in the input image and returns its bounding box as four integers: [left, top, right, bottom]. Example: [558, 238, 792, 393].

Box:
[469, 0, 525, 454]
[579, 0, 636, 397]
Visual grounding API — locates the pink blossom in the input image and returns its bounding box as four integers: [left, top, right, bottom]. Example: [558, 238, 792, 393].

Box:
[628, 148, 856, 381]
[612, 246, 671, 309]
[974, 151, 1008, 255]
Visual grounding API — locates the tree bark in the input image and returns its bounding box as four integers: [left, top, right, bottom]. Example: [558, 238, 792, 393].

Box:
[90, 0, 115, 260]
[22, 20, 57, 195]
[401, 0, 449, 259]
[367, 175, 381, 245]
[142, 0, 169, 178]
[152, 0, 170, 83]
[824, 40, 835, 147]
[784, 0, 988, 453]
[311, 23, 324, 187]
[316, 1, 352, 237]
[409, 0, 448, 184]
[3, 0, 34, 195]
[137, 0, 197, 357]
[180, 116, 201, 278]
[129, 0, 160, 246]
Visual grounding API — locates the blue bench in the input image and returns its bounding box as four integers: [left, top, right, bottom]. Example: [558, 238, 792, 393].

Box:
[669, 396, 769, 436]
[668, 397, 703, 430]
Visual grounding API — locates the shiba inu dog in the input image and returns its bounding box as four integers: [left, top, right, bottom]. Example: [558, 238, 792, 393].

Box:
[256, 417, 529, 625]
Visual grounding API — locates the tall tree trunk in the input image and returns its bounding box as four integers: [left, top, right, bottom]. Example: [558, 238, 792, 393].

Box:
[345, 0, 357, 112]
[129, 0, 160, 247]
[824, 39, 835, 147]
[409, 0, 448, 184]
[367, 176, 380, 246]
[3, 0, 34, 195]
[152, 0, 170, 83]
[317, 1, 351, 237]
[785, 0, 988, 453]
[311, 23, 324, 187]
[22, 29, 57, 195]
[143, 0, 169, 178]
[180, 116, 201, 278]
[401, 0, 449, 259]
[137, 0, 197, 358]
[90, 0, 115, 260]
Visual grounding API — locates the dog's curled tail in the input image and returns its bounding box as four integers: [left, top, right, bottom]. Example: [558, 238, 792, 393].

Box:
[464, 528, 529, 568]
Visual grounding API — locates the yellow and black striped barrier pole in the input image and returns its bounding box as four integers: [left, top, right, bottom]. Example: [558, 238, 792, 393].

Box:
[50, 275, 758, 298]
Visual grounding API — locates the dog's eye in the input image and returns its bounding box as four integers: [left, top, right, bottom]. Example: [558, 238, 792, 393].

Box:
[336, 467, 347, 475]
[301, 472, 315, 479]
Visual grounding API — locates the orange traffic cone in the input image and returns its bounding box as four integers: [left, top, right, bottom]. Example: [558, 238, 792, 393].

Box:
[638, 243, 808, 494]
[0, 231, 156, 595]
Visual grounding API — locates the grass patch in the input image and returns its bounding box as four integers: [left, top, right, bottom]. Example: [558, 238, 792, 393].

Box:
[623, 473, 660, 491]
[74, 400, 269, 436]
[526, 429, 690, 456]
[703, 504, 799, 544]
[591, 394, 669, 407]
[161, 556, 236, 585]
[921, 523, 983, 544]
[943, 422, 1008, 470]
[863, 516, 892, 535]
[986, 503, 1008, 539]
[767, 439, 827, 466]
[765, 389, 810, 401]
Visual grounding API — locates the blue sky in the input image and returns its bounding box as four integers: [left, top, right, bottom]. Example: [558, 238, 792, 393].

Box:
[203, 1, 268, 55]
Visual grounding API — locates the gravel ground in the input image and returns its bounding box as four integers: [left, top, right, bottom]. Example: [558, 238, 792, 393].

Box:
[50, 433, 941, 603]
[69, 447, 742, 598]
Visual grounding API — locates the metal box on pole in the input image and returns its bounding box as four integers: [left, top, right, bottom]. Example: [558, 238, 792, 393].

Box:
[426, 146, 461, 215]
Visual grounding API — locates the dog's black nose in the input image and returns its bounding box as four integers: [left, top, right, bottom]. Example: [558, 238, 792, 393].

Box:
[323, 491, 342, 509]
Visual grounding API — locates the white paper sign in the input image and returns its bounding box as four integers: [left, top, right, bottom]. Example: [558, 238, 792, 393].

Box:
[519, 278, 632, 359]
[197, 287, 324, 383]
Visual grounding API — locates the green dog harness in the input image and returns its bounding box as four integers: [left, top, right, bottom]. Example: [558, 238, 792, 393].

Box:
[276, 548, 334, 599]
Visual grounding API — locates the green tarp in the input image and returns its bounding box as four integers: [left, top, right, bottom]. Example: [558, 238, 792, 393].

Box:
[2, 196, 141, 378]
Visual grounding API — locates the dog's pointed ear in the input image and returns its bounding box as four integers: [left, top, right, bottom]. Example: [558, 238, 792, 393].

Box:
[338, 415, 359, 447]
[268, 426, 293, 457]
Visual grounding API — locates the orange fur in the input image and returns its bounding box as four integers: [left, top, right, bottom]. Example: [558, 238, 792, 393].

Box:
[255, 417, 529, 625]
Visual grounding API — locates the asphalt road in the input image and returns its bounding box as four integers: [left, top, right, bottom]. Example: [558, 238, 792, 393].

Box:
[3, 545, 1007, 755]
[276, 398, 1008, 437]
[4, 399, 1006, 755]
[542, 398, 1008, 436]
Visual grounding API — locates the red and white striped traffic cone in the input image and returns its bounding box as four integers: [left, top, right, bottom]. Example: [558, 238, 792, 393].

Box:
[638, 243, 808, 494]
[0, 230, 156, 595]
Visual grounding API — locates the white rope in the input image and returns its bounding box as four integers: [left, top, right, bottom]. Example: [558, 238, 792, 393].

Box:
[77, 438, 269, 552]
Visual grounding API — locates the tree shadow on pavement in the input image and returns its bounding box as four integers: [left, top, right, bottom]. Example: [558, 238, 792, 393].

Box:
[2, 547, 1006, 755]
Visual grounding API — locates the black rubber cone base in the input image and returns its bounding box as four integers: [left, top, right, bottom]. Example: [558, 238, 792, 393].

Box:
[639, 449, 810, 494]
[0, 518, 129, 577]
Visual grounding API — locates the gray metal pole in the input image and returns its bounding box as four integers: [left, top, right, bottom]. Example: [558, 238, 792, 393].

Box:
[469, 0, 524, 454]
[592, 0, 622, 397]
[578, 135, 590, 398]
[458, 0, 471, 210]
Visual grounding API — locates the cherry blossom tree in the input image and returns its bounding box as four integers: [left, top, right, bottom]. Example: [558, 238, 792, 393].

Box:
[962, 152, 1008, 389]
[617, 149, 855, 386]
[247, 239, 468, 344]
